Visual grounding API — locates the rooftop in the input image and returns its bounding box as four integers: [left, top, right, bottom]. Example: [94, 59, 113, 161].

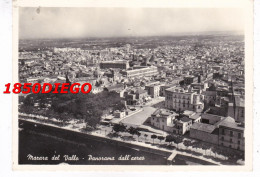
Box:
[190, 113, 202, 120]
[183, 110, 196, 117]
[218, 117, 244, 131]
[151, 109, 177, 117]
[191, 123, 216, 133]
[165, 87, 193, 94]
[180, 117, 192, 123]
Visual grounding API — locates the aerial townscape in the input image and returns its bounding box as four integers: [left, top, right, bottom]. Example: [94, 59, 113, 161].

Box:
[18, 34, 245, 165]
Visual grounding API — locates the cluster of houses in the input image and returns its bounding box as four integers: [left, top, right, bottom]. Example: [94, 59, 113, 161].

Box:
[148, 108, 244, 151]
[19, 38, 245, 151]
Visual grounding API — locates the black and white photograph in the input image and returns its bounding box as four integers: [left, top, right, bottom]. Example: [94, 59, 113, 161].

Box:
[13, 0, 253, 170]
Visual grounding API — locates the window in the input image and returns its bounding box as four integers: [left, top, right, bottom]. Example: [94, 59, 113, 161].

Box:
[222, 129, 225, 135]
[230, 131, 233, 137]
[230, 138, 232, 143]
[238, 140, 240, 144]
[238, 133, 241, 138]
[221, 137, 224, 141]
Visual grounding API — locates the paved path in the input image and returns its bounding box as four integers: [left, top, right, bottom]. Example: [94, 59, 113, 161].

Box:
[120, 107, 156, 127]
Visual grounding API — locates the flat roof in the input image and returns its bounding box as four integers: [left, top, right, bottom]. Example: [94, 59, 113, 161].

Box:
[190, 113, 201, 120]
[191, 123, 216, 133]
[180, 117, 192, 122]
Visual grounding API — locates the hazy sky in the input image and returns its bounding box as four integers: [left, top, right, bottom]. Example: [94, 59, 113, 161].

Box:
[19, 7, 244, 39]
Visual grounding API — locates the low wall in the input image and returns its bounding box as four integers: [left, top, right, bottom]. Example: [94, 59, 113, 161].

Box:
[175, 154, 216, 165]
[190, 128, 219, 145]
[19, 119, 172, 158]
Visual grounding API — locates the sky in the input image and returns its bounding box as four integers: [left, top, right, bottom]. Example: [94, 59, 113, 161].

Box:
[19, 7, 245, 39]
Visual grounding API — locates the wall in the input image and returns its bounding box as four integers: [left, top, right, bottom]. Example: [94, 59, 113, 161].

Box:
[190, 128, 219, 145]
[218, 126, 245, 151]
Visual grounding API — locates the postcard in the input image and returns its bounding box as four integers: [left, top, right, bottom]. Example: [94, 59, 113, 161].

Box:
[12, 0, 253, 171]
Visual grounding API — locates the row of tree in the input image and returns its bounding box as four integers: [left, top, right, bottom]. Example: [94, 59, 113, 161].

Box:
[112, 124, 183, 147]
[112, 124, 142, 141]
[19, 90, 126, 128]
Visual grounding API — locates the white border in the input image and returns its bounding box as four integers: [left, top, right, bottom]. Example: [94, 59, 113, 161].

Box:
[4, 0, 256, 173]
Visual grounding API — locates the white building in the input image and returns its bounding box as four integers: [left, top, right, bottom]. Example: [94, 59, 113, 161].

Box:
[165, 87, 204, 113]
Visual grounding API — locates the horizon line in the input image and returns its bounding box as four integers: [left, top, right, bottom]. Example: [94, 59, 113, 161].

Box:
[19, 30, 244, 40]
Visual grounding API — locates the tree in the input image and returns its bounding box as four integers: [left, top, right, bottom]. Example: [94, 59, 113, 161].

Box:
[128, 127, 137, 136]
[128, 127, 141, 141]
[173, 136, 182, 149]
[157, 136, 165, 144]
[58, 112, 71, 123]
[113, 124, 126, 134]
[165, 135, 175, 145]
[183, 140, 193, 150]
[201, 143, 210, 155]
[19, 104, 33, 114]
[85, 115, 101, 128]
[151, 134, 157, 144]
[136, 131, 141, 141]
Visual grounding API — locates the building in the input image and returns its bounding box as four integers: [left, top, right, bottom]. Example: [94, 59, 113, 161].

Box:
[206, 73, 213, 80]
[124, 89, 147, 105]
[165, 87, 204, 113]
[188, 112, 202, 123]
[202, 90, 217, 107]
[121, 66, 158, 78]
[100, 60, 129, 69]
[190, 123, 219, 144]
[136, 89, 147, 100]
[91, 86, 103, 94]
[113, 110, 126, 118]
[145, 84, 160, 98]
[191, 83, 208, 91]
[201, 113, 224, 125]
[172, 117, 193, 135]
[19, 58, 39, 66]
[104, 84, 126, 97]
[218, 118, 245, 151]
[160, 83, 178, 97]
[215, 96, 229, 108]
[150, 109, 177, 132]
[190, 115, 245, 151]
[228, 96, 245, 124]
[184, 75, 198, 85]
[125, 92, 137, 105]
